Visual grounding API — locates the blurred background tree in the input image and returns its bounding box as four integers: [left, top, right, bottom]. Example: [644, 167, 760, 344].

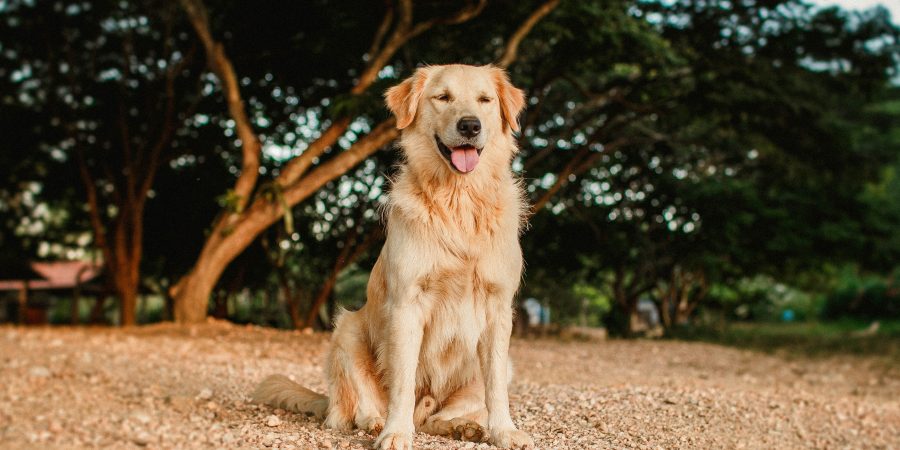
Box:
[1, 0, 897, 336]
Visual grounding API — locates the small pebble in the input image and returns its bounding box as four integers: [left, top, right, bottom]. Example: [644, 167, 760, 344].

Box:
[133, 431, 152, 446]
[266, 415, 282, 427]
[29, 366, 51, 378]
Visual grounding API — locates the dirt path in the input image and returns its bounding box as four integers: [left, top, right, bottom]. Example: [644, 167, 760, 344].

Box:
[1, 322, 898, 449]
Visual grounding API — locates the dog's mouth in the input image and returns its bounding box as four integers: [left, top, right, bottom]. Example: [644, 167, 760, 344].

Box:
[435, 135, 483, 174]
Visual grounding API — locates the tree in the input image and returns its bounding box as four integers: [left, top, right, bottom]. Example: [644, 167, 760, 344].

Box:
[1, 0, 205, 324]
[516, 0, 900, 333]
[856, 87, 900, 271]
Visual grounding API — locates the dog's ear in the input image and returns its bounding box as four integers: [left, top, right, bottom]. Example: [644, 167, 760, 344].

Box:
[385, 67, 431, 130]
[490, 67, 526, 133]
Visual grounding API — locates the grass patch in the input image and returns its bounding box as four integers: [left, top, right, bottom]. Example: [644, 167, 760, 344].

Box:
[669, 319, 900, 360]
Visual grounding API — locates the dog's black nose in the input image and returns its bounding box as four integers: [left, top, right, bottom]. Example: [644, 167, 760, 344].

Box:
[457, 117, 481, 138]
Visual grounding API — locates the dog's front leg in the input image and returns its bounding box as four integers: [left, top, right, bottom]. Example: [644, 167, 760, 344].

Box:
[374, 302, 423, 450]
[479, 308, 534, 449]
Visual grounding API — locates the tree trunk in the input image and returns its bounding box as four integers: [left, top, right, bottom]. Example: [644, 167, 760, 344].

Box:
[672, 270, 708, 325]
[90, 295, 107, 324]
[77, 156, 151, 327]
[163, 292, 175, 321]
[273, 262, 303, 329]
[17, 282, 28, 325]
[172, 123, 398, 323]
[622, 294, 640, 337]
[306, 272, 340, 330]
[114, 246, 140, 326]
[609, 266, 639, 336]
[173, 203, 278, 322]
[324, 289, 338, 331]
[304, 225, 382, 329]
[172, 264, 219, 323]
[287, 296, 302, 329]
[304, 229, 357, 329]
[71, 288, 80, 325]
[110, 210, 142, 326]
[660, 284, 673, 329]
[212, 289, 228, 319]
[119, 283, 137, 326]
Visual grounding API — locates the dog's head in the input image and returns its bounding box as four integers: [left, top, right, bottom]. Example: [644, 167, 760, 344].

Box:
[385, 64, 525, 175]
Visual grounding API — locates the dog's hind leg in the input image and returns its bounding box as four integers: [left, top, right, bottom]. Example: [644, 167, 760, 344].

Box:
[417, 380, 488, 442]
[324, 310, 387, 434]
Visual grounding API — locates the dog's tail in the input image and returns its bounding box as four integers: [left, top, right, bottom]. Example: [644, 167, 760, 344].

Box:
[251, 374, 328, 419]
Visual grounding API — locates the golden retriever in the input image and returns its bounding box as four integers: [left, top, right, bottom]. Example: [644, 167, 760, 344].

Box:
[253, 64, 532, 450]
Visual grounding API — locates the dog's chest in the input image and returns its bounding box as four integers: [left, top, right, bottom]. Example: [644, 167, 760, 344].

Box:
[397, 178, 517, 243]
[416, 286, 487, 398]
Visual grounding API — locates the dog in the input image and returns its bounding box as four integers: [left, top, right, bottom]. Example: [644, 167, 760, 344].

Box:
[253, 64, 532, 450]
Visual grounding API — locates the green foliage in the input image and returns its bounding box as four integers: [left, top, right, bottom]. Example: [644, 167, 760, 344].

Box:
[571, 282, 613, 326]
[335, 267, 370, 310]
[258, 183, 294, 235]
[822, 269, 900, 320]
[328, 90, 388, 120]
[520, 0, 900, 332]
[707, 276, 821, 322]
[216, 190, 245, 214]
[521, 265, 613, 327]
[572, 283, 612, 314]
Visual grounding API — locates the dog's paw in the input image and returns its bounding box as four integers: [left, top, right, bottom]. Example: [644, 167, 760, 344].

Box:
[374, 431, 414, 450]
[450, 419, 486, 442]
[489, 428, 534, 449]
[358, 416, 385, 436]
[323, 413, 353, 431]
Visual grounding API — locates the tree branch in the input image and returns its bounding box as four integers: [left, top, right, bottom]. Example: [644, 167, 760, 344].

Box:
[76, 148, 114, 273]
[283, 119, 399, 205]
[496, 0, 560, 68]
[180, 0, 261, 211]
[304, 224, 384, 329]
[351, 0, 414, 95]
[364, 0, 395, 67]
[531, 146, 592, 213]
[531, 136, 638, 213]
[139, 43, 198, 201]
[407, 0, 488, 40]
[116, 97, 138, 208]
[358, 0, 488, 93]
[273, 116, 352, 191]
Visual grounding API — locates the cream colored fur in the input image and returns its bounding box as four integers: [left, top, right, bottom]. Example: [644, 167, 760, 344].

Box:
[253, 64, 533, 449]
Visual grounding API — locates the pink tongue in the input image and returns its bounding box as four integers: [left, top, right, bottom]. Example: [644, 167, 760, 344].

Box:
[450, 148, 479, 173]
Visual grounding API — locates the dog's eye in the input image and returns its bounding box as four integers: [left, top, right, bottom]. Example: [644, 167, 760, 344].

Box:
[478, 96, 492, 103]
[435, 93, 451, 102]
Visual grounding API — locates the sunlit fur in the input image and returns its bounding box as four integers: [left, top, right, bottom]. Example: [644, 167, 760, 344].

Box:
[253, 64, 533, 450]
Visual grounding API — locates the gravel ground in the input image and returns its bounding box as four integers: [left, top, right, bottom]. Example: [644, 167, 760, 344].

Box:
[1, 321, 898, 449]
